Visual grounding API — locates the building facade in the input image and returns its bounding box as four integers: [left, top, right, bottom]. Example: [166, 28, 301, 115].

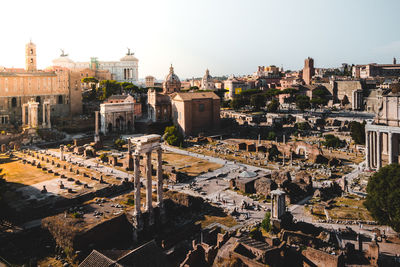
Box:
[0, 42, 82, 126]
[200, 69, 215, 90]
[52, 49, 139, 83]
[100, 95, 141, 135]
[365, 86, 400, 170]
[171, 92, 220, 136]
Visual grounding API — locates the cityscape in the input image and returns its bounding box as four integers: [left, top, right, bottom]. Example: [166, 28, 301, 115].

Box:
[0, 1, 400, 267]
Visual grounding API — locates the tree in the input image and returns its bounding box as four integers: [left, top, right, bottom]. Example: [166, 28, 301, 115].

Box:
[99, 80, 121, 100]
[163, 125, 183, 147]
[296, 122, 310, 131]
[267, 99, 279, 113]
[364, 164, 400, 232]
[250, 94, 266, 111]
[268, 144, 280, 160]
[260, 211, 272, 232]
[114, 138, 126, 149]
[230, 97, 243, 110]
[296, 95, 311, 111]
[349, 121, 365, 145]
[322, 134, 345, 148]
[267, 131, 276, 141]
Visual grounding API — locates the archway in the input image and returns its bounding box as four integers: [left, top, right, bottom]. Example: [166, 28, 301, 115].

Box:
[108, 123, 113, 133]
[296, 146, 308, 159]
[127, 120, 132, 132]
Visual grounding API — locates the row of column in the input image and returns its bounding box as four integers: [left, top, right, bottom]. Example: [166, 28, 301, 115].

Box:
[22, 101, 39, 128]
[366, 130, 396, 170]
[133, 147, 163, 228]
[22, 100, 51, 128]
[123, 68, 134, 80]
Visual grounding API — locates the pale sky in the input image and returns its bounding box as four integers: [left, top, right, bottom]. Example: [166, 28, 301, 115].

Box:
[0, 0, 399, 80]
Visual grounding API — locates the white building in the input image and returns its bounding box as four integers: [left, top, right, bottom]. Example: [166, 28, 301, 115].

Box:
[52, 49, 139, 84]
[201, 69, 215, 90]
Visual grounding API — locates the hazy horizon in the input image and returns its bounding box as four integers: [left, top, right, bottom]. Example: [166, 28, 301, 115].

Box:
[1, 0, 399, 80]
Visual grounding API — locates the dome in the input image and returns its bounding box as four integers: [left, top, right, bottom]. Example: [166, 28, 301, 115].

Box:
[52, 55, 74, 65]
[203, 69, 212, 81]
[165, 65, 180, 83]
[239, 170, 257, 178]
[120, 54, 138, 62]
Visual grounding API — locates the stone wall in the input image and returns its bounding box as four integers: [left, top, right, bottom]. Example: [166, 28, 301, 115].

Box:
[302, 247, 344, 267]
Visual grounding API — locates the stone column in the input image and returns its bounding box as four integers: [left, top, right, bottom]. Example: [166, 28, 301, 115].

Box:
[388, 132, 393, 164]
[60, 145, 64, 161]
[94, 111, 100, 142]
[156, 148, 164, 208]
[42, 102, 46, 127]
[27, 105, 31, 127]
[22, 104, 26, 125]
[145, 151, 154, 225]
[133, 154, 142, 227]
[371, 131, 375, 169]
[365, 131, 370, 169]
[377, 131, 381, 170]
[30, 102, 39, 128]
[47, 103, 51, 128]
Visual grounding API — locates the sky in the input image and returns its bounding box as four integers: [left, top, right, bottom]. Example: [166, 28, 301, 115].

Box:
[0, 0, 399, 80]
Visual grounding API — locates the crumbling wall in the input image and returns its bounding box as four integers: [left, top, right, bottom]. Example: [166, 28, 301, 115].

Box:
[302, 247, 344, 267]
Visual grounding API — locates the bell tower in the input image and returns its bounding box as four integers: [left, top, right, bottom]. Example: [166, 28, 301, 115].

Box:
[25, 41, 37, 72]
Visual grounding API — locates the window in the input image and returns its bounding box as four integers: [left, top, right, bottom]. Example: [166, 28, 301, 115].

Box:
[30, 49, 33, 55]
[199, 103, 205, 112]
[58, 95, 63, 104]
[11, 97, 17, 108]
[30, 58, 33, 63]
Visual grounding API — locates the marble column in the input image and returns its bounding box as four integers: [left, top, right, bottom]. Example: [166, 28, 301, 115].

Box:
[60, 145, 64, 161]
[94, 111, 100, 142]
[47, 103, 51, 128]
[370, 131, 375, 169]
[377, 131, 382, 170]
[156, 148, 163, 207]
[22, 104, 26, 125]
[42, 103, 46, 127]
[133, 155, 141, 212]
[388, 132, 393, 164]
[145, 152, 154, 225]
[365, 131, 370, 169]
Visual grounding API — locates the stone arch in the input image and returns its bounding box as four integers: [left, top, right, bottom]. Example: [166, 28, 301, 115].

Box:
[296, 145, 308, 158]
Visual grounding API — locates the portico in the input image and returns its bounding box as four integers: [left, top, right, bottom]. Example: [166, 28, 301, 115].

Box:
[129, 134, 164, 230]
[365, 122, 400, 170]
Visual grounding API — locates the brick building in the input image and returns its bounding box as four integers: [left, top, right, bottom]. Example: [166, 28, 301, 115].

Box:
[171, 91, 220, 136]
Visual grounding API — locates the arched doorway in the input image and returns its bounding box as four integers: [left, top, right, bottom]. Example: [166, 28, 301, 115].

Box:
[108, 123, 113, 133]
[116, 116, 125, 132]
[127, 120, 132, 132]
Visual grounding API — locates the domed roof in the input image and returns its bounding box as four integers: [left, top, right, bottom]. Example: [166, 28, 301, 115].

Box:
[239, 170, 257, 178]
[120, 54, 138, 62]
[52, 55, 74, 65]
[203, 69, 212, 81]
[165, 65, 180, 83]
[120, 48, 138, 61]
